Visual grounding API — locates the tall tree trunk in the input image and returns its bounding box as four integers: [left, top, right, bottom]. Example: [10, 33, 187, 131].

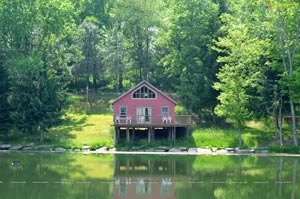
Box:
[237, 120, 242, 147]
[93, 63, 97, 92]
[211, 108, 216, 127]
[136, 26, 144, 80]
[93, 73, 97, 92]
[86, 76, 90, 104]
[115, 73, 119, 94]
[143, 28, 150, 81]
[40, 129, 44, 143]
[279, 97, 283, 146]
[119, 73, 123, 91]
[273, 107, 279, 140]
[75, 77, 80, 94]
[289, 96, 298, 146]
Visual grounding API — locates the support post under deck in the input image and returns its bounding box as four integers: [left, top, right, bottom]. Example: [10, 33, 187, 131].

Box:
[148, 128, 151, 143]
[126, 128, 130, 142]
[132, 128, 135, 142]
[114, 127, 119, 145]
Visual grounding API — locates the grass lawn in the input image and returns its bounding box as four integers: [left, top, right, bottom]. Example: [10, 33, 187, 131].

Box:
[47, 113, 114, 149]
[2, 92, 295, 151]
[45, 92, 116, 149]
[191, 122, 274, 149]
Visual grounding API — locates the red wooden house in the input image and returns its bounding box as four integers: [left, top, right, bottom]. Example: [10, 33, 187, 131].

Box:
[112, 80, 191, 144]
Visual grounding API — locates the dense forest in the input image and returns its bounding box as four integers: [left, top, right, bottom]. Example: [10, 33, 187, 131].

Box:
[0, 0, 299, 146]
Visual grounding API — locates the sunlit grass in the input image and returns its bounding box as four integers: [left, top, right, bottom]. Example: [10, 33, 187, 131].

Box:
[47, 113, 114, 148]
[192, 128, 238, 148]
[191, 125, 274, 148]
[46, 92, 115, 148]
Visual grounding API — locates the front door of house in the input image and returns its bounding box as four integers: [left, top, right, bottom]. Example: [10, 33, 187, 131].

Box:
[136, 107, 152, 123]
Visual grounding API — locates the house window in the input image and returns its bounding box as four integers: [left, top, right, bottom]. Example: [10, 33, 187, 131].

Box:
[133, 86, 156, 99]
[120, 106, 127, 118]
[161, 106, 169, 117]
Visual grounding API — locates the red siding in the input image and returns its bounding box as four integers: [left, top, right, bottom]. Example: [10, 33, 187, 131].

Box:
[112, 81, 176, 123]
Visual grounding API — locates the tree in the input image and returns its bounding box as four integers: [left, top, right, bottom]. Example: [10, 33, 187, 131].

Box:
[0, 53, 10, 133]
[110, 0, 163, 82]
[79, 19, 101, 104]
[274, 2, 300, 146]
[78, 0, 111, 27]
[102, 23, 127, 93]
[157, 0, 222, 123]
[213, 1, 269, 146]
[259, 1, 300, 146]
[0, 0, 76, 142]
[0, 0, 38, 56]
[9, 53, 69, 142]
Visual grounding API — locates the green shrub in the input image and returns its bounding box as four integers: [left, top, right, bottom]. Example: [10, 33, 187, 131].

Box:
[90, 141, 102, 150]
[175, 105, 188, 115]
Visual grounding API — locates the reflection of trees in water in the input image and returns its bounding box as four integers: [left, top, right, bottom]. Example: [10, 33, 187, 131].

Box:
[276, 158, 283, 199]
[210, 157, 300, 199]
[275, 158, 299, 199]
[1, 154, 299, 199]
[0, 153, 112, 199]
[291, 159, 297, 199]
[113, 155, 300, 199]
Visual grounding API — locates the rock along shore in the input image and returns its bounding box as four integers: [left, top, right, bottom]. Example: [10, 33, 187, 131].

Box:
[2, 143, 299, 157]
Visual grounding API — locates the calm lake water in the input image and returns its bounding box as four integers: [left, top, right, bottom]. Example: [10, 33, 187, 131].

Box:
[0, 152, 300, 199]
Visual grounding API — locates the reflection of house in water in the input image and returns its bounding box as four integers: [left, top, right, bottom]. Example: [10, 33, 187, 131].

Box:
[113, 177, 173, 199]
[112, 155, 190, 199]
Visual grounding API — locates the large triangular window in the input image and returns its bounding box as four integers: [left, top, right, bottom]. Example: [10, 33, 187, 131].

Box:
[132, 86, 156, 99]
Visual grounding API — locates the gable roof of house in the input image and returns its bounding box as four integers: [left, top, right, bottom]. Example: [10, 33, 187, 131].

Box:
[112, 80, 177, 105]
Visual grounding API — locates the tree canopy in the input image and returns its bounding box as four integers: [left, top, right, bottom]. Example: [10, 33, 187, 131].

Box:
[1, 0, 300, 146]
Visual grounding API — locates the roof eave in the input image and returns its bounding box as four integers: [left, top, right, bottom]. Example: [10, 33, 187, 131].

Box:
[112, 80, 177, 105]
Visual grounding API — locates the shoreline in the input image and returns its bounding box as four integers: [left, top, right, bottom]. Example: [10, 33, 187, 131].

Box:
[1, 148, 300, 157]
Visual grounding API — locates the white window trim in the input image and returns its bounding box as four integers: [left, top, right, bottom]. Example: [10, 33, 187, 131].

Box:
[132, 85, 157, 100]
[119, 106, 128, 118]
[161, 106, 169, 116]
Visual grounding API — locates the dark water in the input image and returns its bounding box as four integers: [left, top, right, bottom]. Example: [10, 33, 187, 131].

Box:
[0, 152, 299, 199]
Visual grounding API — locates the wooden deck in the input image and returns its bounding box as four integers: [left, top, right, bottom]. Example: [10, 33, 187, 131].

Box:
[113, 115, 192, 144]
[113, 115, 192, 127]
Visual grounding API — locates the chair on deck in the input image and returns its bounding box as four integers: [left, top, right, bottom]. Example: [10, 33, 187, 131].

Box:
[162, 116, 172, 124]
[115, 116, 120, 123]
[126, 116, 131, 124]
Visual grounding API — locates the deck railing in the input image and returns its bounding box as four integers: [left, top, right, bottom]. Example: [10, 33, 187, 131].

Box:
[114, 115, 192, 126]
